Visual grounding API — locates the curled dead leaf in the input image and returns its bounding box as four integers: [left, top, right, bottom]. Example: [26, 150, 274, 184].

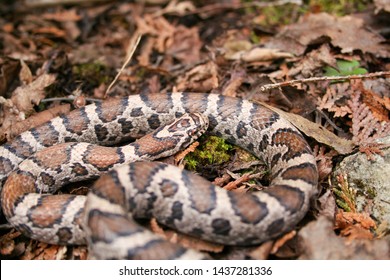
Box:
[241, 48, 294, 62]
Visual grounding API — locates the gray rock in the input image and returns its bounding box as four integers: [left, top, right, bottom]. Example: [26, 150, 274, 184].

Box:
[332, 136, 390, 227]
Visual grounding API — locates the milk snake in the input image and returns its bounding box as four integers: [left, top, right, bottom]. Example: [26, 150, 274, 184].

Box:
[0, 92, 318, 259]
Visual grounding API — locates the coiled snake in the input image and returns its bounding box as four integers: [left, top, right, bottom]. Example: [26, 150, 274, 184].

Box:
[0, 92, 318, 259]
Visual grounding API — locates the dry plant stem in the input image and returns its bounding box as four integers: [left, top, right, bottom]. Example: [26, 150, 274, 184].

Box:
[223, 172, 264, 191]
[260, 71, 390, 91]
[156, 0, 303, 17]
[40, 97, 102, 103]
[105, 34, 142, 98]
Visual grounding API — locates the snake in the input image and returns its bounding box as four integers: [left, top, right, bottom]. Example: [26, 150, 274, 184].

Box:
[0, 92, 318, 259]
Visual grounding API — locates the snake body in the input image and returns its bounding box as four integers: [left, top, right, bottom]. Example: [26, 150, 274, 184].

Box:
[0, 92, 318, 259]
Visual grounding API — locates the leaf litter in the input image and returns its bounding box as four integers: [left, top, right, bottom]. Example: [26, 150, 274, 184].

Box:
[0, 0, 389, 260]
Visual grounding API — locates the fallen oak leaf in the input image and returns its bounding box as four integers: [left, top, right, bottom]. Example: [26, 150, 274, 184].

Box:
[11, 73, 56, 114]
[176, 61, 219, 92]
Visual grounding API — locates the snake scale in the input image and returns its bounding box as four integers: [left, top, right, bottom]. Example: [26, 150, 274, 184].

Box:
[0, 92, 318, 259]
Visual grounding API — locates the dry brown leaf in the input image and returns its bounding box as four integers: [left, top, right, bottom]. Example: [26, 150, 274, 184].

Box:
[299, 216, 388, 259]
[258, 101, 355, 154]
[33, 26, 67, 38]
[374, 0, 390, 13]
[222, 71, 245, 97]
[360, 83, 390, 122]
[241, 48, 294, 62]
[0, 57, 20, 96]
[288, 44, 337, 77]
[167, 25, 202, 64]
[317, 188, 337, 221]
[165, 230, 224, 253]
[19, 60, 33, 85]
[42, 9, 81, 22]
[223, 40, 253, 60]
[153, 0, 196, 17]
[11, 73, 56, 113]
[176, 61, 219, 92]
[313, 145, 335, 181]
[267, 13, 389, 57]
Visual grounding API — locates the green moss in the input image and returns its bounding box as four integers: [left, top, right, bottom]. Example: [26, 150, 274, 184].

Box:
[72, 62, 110, 86]
[185, 135, 233, 170]
[365, 187, 377, 200]
[308, 0, 370, 16]
[249, 4, 300, 27]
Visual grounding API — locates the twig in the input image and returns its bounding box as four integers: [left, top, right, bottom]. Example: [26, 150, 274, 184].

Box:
[40, 96, 102, 103]
[105, 33, 142, 98]
[260, 71, 390, 91]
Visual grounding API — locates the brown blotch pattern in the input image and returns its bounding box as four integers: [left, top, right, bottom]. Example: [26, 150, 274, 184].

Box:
[56, 227, 73, 243]
[39, 173, 56, 187]
[98, 98, 126, 122]
[72, 162, 89, 176]
[29, 196, 74, 228]
[265, 218, 285, 237]
[33, 124, 60, 147]
[281, 163, 318, 186]
[0, 157, 14, 177]
[134, 133, 176, 157]
[272, 129, 311, 160]
[181, 93, 208, 115]
[93, 173, 126, 206]
[64, 109, 89, 134]
[249, 109, 277, 131]
[160, 180, 179, 198]
[128, 240, 186, 260]
[216, 97, 242, 121]
[8, 139, 34, 158]
[88, 211, 140, 243]
[186, 174, 216, 214]
[264, 185, 305, 212]
[84, 145, 121, 170]
[129, 162, 155, 193]
[34, 143, 71, 170]
[142, 93, 173, 114]
[228, 192, 268, 224]
[1, 172, 36, 217]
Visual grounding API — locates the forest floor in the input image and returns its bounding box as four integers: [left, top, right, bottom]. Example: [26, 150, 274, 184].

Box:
[0, 0, 389, 260]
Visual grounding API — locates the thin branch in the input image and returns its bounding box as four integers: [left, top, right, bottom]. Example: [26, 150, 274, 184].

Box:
[260, 71, 390, 91]
[105, 33, 142, 98]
